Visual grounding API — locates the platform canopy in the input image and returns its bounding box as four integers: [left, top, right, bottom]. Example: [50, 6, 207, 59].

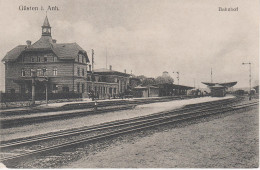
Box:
[201, 81, 237, 88]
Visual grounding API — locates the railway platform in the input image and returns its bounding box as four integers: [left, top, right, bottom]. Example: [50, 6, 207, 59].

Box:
[1, 96, 236, 142]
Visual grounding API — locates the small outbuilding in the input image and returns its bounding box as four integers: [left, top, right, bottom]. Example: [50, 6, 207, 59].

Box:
[133, 85, 159, 98]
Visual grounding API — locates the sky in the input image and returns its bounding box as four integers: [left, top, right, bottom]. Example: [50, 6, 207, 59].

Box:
[0, 0, 259, 91]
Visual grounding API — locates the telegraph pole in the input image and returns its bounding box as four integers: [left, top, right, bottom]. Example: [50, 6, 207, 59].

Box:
[31, 70, 36, 106]
[242, 62, 252, 100]
[91, 49, 95, 101]
[176, 72, 179, 85]
[173, 71, 180, 95]
[92, 49, 94, 72]
[106, 47, 108, 69]
[211, 68, 213, 83]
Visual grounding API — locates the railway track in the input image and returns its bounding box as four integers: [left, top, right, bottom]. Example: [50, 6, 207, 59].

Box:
[1, 95, 196, 128]
[1, 97, 257, 166]
[1, 97, 239, 146]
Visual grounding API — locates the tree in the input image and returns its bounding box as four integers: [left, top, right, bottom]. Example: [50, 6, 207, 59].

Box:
[142, 78, 156, 86]
[155, 75, 174, 84]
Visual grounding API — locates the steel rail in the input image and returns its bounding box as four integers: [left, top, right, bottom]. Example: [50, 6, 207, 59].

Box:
[1, 100, 257, 163]
[1, 97, 239, 148]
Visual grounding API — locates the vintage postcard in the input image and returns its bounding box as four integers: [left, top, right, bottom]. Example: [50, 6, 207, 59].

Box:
[0, 0, 259, 168]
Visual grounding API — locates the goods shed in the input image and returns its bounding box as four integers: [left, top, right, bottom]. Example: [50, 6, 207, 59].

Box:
[157, 83, 194, 96]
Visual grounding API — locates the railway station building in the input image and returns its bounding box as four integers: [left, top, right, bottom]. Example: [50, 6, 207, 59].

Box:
[2, 16, 132, 101]
[86, 66, 131, 99]
[2, 16, 90, 95]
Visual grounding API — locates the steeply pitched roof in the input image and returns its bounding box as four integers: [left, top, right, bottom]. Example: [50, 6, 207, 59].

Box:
[42, 16, 50, 27]
[2, 45, 26, 62]
[2, 38, 89, 62]
[30, 36, 53, 49]
[2, 16, 89, 62]
[52, 43, 89, 61]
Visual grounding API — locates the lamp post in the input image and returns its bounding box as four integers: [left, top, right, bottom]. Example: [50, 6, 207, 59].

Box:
[173, 71, 180, 95]
[173, 71, 180, 85]
[242, 62, 251, 100]
[91, 49, 95, 101]
[31, 69, 37, 106]
[43, 68, 48, 105]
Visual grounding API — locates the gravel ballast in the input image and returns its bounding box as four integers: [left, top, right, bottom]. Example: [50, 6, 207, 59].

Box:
[63, 105, 259, 168]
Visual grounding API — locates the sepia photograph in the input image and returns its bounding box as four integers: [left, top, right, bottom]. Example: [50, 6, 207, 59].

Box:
[0, 0, 259, 168]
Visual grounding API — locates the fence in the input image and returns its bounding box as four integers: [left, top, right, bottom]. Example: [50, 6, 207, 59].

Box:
[0, 92, 82, 103]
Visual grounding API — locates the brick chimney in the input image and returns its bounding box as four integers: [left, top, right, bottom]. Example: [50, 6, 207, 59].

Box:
[109, 65, 112, 70]
[124, 69, 126, 73]
[26, 40, 31, 47]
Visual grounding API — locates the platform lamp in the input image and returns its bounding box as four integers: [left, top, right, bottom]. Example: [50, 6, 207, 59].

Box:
[173, 71, 180, 95]
[43, 68, 48, 105]
[31, 69, 37, 106]
[242, 62, 251, 100]
[173, 71, 180, 85]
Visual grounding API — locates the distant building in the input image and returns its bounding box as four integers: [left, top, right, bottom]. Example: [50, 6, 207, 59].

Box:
[2, 16, 90, 94]
[133, 85, 159, 98]
[129, 77, 142, 89]
[87, 65, 130, 99]
[201, 81, 237, 97]
[162, 71, 169, 77]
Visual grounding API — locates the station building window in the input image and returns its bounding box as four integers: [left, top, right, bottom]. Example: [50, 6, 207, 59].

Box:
[77, 67, 80, 76]
[21, 69, 25, 77]
[82, 83, 85, 93]
[77, 83, 80, 93]
[37, 69, 43, 76]
[42, 68, 47, 76]
[78, 55, 80, 63]
[30, 69, 34, 76]
[82, 56, 84, 63]
[82, 68, 85, 76]
[53, 67, 57, 76]
[53, 56, 57, 62]
[44, 55, 47, 62]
